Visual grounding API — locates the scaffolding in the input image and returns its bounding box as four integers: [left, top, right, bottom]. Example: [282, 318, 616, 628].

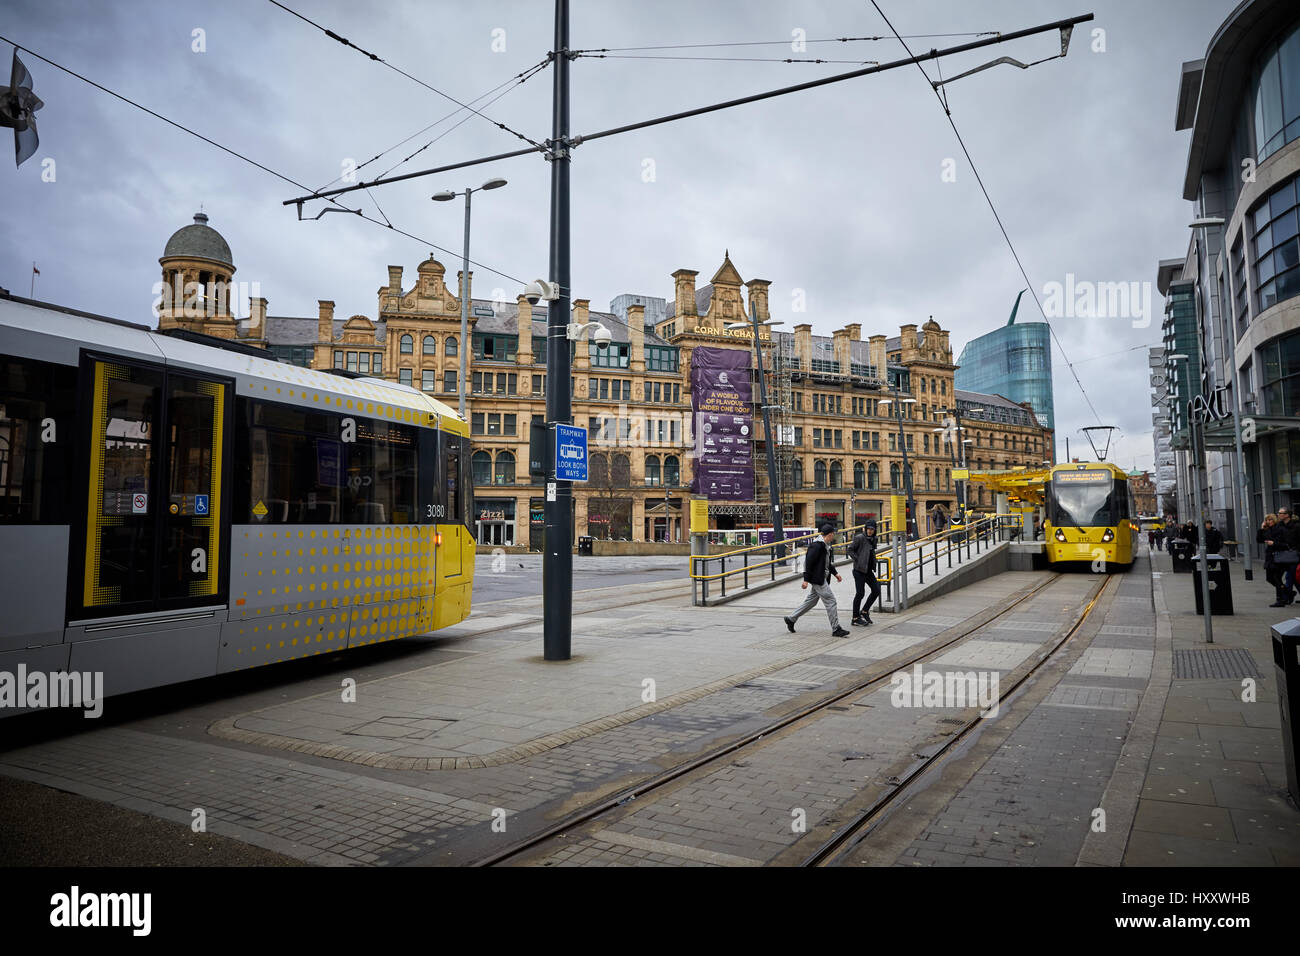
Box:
[752, 334, 796, 523]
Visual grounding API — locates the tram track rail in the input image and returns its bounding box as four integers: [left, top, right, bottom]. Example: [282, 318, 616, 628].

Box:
[472, 571, 1078, 867]
[798, 573, 1113, 867]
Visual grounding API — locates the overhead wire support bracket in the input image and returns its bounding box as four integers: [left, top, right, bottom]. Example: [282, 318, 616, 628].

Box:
[931, 25, 1074, 90]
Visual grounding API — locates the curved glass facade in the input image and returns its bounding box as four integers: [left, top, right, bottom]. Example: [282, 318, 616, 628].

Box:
[1250, 172, 1300, 312]
[1253, 21, 1300, 162]
[954, 322, 1054, 431]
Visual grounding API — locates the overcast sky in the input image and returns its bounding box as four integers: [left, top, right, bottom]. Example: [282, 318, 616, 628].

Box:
[1, 0, 1241, 470]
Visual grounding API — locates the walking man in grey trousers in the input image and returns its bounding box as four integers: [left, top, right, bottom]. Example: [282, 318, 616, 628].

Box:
[784, 524, 851, 637]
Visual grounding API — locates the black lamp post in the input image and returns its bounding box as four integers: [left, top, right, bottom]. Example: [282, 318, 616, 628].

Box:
[881, 389, 917, 538]
[725, 307, 786, 556]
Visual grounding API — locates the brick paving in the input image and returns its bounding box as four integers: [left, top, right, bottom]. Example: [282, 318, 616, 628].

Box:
[5, 544, 1296, 867]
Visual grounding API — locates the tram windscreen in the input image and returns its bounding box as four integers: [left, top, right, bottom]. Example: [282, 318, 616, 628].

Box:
[1049, 472, 1125, 527]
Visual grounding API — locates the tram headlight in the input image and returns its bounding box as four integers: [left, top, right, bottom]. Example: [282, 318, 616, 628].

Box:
[1101, 528, 1114, 543]
[1054, 528, 1066, 542]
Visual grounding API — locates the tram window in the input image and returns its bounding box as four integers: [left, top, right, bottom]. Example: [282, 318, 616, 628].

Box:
[1050, 475, 1121, 527]
[242, 400, 342, 524]
[93, 366, 163, 606]
[443, 433, 460, 522]
[342, 420, 416, 524]
[0, 356, 75, 523]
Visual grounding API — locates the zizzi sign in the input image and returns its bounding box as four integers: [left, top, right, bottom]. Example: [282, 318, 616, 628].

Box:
[478, 511, 506, 521]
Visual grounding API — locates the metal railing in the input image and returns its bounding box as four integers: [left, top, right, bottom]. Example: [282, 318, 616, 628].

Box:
[689, 513, 1025, 607]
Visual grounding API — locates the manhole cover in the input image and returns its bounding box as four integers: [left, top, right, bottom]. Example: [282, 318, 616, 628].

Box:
[346, 716, 458, 739]
[1172, 648, 1259, 680]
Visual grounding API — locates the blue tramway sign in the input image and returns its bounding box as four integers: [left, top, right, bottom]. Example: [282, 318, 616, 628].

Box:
[553, 423, 588, 482]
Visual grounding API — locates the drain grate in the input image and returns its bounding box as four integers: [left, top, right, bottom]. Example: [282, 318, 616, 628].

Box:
[1172, 647, 1260, 680]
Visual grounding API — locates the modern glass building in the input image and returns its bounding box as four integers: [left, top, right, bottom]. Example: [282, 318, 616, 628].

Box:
[954, 296, 1055, 434]
[1155, 0, 1300, 547]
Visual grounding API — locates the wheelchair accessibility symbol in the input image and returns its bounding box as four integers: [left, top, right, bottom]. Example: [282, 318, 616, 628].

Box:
[194, 494, 209, 516]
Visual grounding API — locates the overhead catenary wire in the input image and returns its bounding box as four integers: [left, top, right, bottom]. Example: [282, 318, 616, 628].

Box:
[0, 34, 525, 285]
[284, 13, 1094, 207]
[266, 0, 549, 153]
[313, 55, 551, 194]
[570, 32, 999, 54]
[867, 1, 1104, 428]
[574, 53, 881, 65]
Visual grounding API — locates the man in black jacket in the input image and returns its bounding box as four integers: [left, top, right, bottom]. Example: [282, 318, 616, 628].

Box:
[1202, 519, 1224, 555]
[784, 524, 850, 637]
[848, 520, 881, 626]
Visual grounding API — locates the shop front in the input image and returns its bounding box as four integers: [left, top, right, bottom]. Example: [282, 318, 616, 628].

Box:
[587, 497, 633, 540]
[644, 498, 682, 542]
[814, 498, 845, 529]
[852, 499, 883, 527]
[474, 498, 516, 546]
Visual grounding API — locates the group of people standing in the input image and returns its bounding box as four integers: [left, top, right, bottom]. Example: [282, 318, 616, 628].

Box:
[1260, 508, 1300, 608]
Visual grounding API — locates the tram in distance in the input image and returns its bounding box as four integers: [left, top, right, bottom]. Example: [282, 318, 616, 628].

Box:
[1042, 461, 1138, 569]
[0, 293, 476, 714]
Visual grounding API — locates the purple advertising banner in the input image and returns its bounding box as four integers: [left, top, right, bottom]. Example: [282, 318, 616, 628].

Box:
[691, 346, 754, 500]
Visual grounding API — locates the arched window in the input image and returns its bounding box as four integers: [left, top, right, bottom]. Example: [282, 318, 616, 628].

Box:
[664, 455, 680, 487]
[612, 454, 631, 486]
[905, 463, 913, 487]
[868, 463, 880, 490]
[445, 336, 458, 357]
[924, 468, 931, 490]
[854, 462, 865, 490]
[589, 453, 609, 486]
[471, 451, 491, 486]
[645, 455, 661, 486]
[814, 460, 828, 489]
[790, 459, 803, 490]
[400, 334, 413, 354]
[890, 463, 900, 488]
[494, 451, 515, 485]
[830, 461, 843, 489]
[423, 335, 436, 355]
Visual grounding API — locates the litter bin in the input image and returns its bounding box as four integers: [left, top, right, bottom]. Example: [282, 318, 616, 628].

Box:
[1273, 620, 1300, 805]
[578, 536, 593, 556]
[1169, 539, 1194, 572]
[1191, 554, 1233, 615]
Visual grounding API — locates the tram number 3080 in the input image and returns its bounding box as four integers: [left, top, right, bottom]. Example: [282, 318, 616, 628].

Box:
[426, 504, 446, 519]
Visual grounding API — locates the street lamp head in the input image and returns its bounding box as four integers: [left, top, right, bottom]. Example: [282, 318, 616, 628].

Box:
[481, 177, 508, 190]
[900, 397, 917, 405]
[1167, 353, 1189, 360]
[1189, 217, 1225, 229]
[431, 190, 457, 202]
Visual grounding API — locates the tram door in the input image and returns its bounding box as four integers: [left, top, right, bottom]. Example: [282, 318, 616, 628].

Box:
[74, 357, 232, 620]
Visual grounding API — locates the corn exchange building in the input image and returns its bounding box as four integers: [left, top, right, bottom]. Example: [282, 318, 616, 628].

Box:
[155, 215, 1054, 547]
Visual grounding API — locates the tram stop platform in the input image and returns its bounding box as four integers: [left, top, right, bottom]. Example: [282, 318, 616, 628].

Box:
[0, 548, 1297, 866]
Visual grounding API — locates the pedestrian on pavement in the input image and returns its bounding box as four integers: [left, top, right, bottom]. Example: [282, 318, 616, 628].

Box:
[1154, 524, 1165, 551]
[1147, 528, 1156, 550]
[1202, 519, 1224, 555]
[1260, 513, 1289, 607]
[785, 524, 850, 637]
[848, 519, 881, 626]
[1270, 508, 1300, 606]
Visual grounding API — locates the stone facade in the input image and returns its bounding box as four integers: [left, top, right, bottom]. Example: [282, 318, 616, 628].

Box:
[153, 215, 1053, 546]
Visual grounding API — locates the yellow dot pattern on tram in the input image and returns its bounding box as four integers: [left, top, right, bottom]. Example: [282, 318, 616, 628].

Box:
[231, 524, 440, 668]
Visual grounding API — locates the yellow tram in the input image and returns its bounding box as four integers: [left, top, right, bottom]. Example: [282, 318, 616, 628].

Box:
[1043, 462, 1137, 569]
[0, 292, 476, 714]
